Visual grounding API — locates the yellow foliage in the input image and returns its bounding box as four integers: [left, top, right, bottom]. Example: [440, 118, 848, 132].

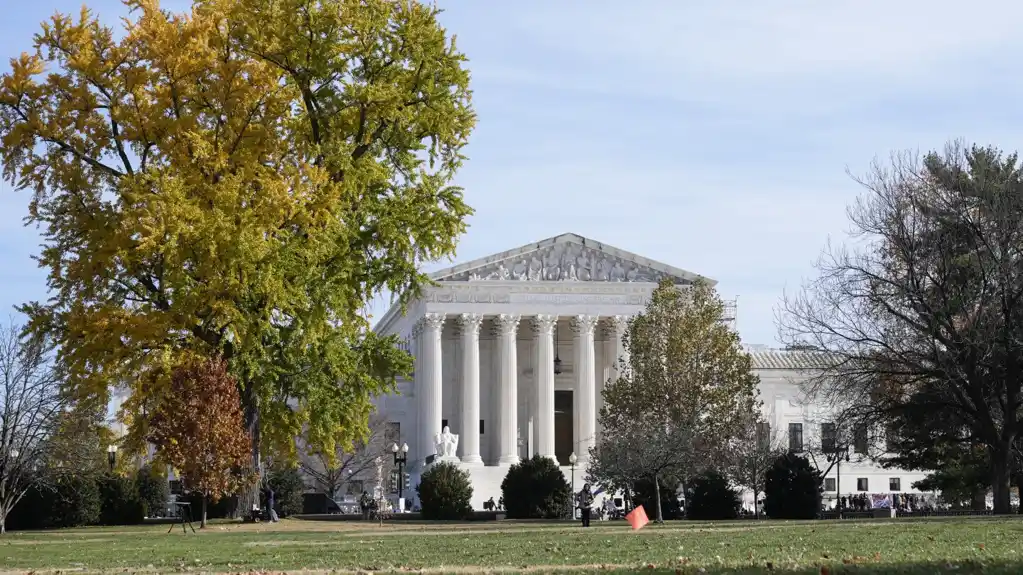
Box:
[1, 0, 474, 465]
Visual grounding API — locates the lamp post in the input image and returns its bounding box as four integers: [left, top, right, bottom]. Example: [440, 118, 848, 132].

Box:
[107, 444, 118, 473]
[569, 452, 577, 519]
[825, 445, 850, 514]
[391, 442, 409, 512]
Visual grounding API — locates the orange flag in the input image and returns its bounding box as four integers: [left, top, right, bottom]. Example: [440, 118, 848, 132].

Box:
[625, 505, 649, 531]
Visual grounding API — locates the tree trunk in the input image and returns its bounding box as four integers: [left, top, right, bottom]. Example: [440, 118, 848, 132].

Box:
[201, 495, 208, 528]
[991, 443, 1013, 514]
[231, 383, 262, 519]
[654, 475, 663, 524]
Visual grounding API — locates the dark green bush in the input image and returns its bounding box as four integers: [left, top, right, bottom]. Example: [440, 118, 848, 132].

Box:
[266, 466, 305, 517]
[98, 473, 145, 525]
[685, 470, 740, 520]
[416, 461, 473, 520]
[135, 465, 170, 517]
[632, 477, 682, 520]
[501, 455, 571, 519]
[764, 453, 822, 519]
[184, 491, 237, 520]
[48, 474, 102, 528]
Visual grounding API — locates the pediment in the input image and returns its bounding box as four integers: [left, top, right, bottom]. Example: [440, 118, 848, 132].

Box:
[429, 233, 712, 285]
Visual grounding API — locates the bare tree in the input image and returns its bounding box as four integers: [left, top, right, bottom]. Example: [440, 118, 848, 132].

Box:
[299, 415, 395, 500]
[725, 414, 785, 517]
[587, 416, 700, 523]
[778, 142, 1023, 514]
[0, 320, 66, 533]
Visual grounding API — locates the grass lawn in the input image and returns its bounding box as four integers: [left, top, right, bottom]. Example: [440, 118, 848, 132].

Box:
[2, 516, 1023, 574]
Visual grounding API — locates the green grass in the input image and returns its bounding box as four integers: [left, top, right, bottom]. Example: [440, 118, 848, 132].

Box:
[2, 517, 1023, 573]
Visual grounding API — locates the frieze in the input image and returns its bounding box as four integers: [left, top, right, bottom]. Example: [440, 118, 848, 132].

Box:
[419, 282, 655, 306]
[440, 243, 678, 283]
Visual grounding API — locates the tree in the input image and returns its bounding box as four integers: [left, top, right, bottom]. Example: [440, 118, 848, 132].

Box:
[725, 413, 785, 517]
[148, 357, 254, 527]
[416, 461, 473, 520]
[501, 455, 572, 520]
[778, 142, 1023, 514]
[0, 0, 475, 506]
[591, 278, 760, 522]
[299, 415, 392, 500]
[763, 453, 822, 520]
[686, 470, 741, 520]
[0, 320, 69, 534]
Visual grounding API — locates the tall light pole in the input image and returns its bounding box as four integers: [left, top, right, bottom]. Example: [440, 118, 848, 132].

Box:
[824, 445, 850, 514]
[569, 452, 577, 519]
[391, 442, 409, 512]
[107, 444, 118, 473]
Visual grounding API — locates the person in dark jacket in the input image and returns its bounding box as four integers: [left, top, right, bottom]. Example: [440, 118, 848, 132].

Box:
[577, 484, 594, 527]
[267, 487, 279, 522]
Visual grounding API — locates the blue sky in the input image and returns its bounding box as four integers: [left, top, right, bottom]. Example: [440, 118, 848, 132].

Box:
[3, 1, 1023, 347]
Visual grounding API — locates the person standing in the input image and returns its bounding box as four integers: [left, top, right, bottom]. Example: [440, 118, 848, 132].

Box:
[577, 484, 594, 527]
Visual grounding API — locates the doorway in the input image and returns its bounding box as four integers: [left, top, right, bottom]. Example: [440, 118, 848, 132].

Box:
[554, 390, 574, 465]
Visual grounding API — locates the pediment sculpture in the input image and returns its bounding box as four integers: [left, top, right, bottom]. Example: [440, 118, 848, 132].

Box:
[434, 425, 459, 459]
[454, 244, 671, 283]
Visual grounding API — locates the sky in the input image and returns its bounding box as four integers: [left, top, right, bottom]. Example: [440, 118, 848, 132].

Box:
[3, 1, 1023, 347]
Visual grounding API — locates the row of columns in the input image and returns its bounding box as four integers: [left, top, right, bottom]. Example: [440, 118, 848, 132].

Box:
[412, 313, 630, 467]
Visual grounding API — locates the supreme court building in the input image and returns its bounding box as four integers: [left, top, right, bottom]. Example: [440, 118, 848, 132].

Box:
[372, 232, 728, 508]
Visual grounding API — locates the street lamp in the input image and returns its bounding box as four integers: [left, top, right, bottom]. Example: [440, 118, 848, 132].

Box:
[568, 452, 577, 519]
[825, 445, 850, 514]
[107, 444, 118, 472]
[391, 442, 409, 512]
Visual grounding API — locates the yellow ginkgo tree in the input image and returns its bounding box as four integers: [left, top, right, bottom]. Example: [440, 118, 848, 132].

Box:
[0, 0, 476, 500]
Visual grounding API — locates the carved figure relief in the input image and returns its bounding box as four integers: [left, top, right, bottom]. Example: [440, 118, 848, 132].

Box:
[442, 243, 677, 284]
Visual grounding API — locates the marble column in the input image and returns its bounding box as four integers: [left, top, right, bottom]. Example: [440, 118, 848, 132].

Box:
[458, 313, 484, 465]
[608, 315, 630, 377]
[419, 313, 445, 462]
[532, 314, 557, 459]
[495, 314, 521, 465]
[572, 315, 599, 463]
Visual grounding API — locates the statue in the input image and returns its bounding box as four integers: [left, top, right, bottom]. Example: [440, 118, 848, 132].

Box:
[434, 426, 459, 459]
[511, 259, 528, 280]
[609, 261, 626, 282]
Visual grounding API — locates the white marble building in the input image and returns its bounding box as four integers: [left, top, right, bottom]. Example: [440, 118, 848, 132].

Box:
[373, 232, 934, 510]
[748, 346, 931, 509]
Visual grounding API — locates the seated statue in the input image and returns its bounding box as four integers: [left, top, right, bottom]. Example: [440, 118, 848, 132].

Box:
[434, 425, 460, 459]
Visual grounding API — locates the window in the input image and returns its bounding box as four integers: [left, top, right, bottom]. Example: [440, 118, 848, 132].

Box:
[889, 478, 901, 491]
[821, 422, 837, 452]
[479, 419, 485, 434]
[384, 422, 400, 446]
[853, 425, 869, 454]
[756, 421, 771, 450]
[885, 425, 900, 453]
[788, 423, 804, 452]
[856, 478, 869, 491]
[824, 478, 836, 492]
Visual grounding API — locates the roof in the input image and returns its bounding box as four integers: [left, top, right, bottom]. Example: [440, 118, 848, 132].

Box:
[748, 348, 839, 370]
[427, 232, 713, 285]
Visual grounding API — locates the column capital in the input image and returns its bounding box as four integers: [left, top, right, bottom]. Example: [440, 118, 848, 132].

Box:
[456, 313, 485, 336]
[493, 314, 521, 336]
[532, 314, 558, 335]
[604, 315, 630, 337]
[421, 313, 446, 332]
[570, 314, 600, 335]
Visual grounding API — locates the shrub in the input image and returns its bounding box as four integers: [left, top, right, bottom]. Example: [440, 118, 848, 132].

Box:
[632, 478, 682, 520]
[685, 470, 740, 520]
[48, 474, 102, 528]
[764, 453, 822, 519]
[416, 461, 473, 520]
[135, 465, 170, 517]
[184, 491, 237, 520]
[98, 473, 145, 525]
[501, 455, 571, 519]
[266, 466, 306, 517]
